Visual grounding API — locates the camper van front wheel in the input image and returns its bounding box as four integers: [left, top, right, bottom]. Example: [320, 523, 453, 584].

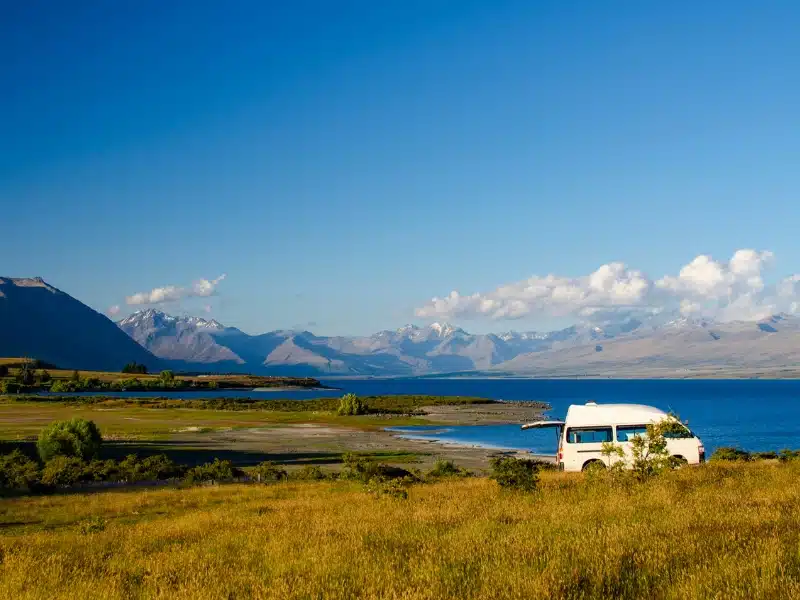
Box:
[582, 460, 606, 472]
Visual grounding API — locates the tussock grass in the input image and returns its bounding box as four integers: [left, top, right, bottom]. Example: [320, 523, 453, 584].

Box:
[1, 462, 799, 599]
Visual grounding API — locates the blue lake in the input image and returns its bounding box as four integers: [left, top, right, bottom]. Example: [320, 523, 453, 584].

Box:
[52, 378, 800, 454]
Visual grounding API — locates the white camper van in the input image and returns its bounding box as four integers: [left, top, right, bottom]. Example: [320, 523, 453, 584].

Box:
[522, 402, 705, 472]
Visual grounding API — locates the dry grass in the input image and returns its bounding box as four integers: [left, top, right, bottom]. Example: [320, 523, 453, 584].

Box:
[1, 462, 799, 599]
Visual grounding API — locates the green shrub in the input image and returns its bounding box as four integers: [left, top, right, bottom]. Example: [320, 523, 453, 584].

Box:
[337, 393, 368, 416]
[183, 459, 241, 484]
[490, 456, 540, 492]
[752, 451, 779, 460]
[80, 459, 121, 482]
[0, 381, 21, 394]
[778, 449, 800, 462]
[426, 459, 471, 479]
[37, 370, 51, 384]
[251, 461, 288, 482]
[340, 453, 415, 484]
[37, 418, 102, 462]
[0, 365, 8, 377]
[41, 456, 89, 486]
[366, 478, 410, 500]
[122, 362, 148, 374]
[0, 450, 41, 490]
[292, 465, 329, 481]
[116, 454, 183, 481]
[710, 447, 752, 462]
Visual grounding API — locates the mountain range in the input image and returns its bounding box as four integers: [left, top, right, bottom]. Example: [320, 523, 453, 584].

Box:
[3, 277, 800, 377]
[117, 308, 800, 377]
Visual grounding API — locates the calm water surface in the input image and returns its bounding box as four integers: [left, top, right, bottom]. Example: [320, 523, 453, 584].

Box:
[53, 379, 800, 454]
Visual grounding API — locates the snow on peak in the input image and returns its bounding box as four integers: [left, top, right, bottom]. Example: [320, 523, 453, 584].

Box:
[396, 324, 421, 334]
[120, 309, 224, 330]
[428, 322, 463, 337]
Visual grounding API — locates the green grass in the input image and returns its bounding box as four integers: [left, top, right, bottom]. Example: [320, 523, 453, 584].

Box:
[0, 395, 496, 439]
[0, 403, 437, 440]
[0, 462, 799, 599]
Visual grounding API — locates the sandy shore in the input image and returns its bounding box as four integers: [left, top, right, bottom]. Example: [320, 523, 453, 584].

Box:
[416, 401, 549, 425]
[190, 402, 553, 472]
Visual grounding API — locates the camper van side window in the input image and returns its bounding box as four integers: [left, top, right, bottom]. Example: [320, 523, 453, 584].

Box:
[566, 427, 613, 444]
[616, 425, 648, 442]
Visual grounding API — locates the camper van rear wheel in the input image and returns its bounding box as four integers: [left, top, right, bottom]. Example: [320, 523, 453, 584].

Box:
[671, 456, 689, 468]
[582, 460, 606, 472]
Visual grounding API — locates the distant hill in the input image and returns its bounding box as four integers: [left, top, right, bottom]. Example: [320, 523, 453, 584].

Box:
[495, 314, 800, 376]
[0, 277, 160, 372]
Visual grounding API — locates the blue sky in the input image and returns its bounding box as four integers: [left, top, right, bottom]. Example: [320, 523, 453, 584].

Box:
[2, 1, 800, 335]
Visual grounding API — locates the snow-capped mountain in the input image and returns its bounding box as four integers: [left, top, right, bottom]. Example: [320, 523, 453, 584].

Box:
[118, 309, 243, 365]
[115, 308, 800, 376]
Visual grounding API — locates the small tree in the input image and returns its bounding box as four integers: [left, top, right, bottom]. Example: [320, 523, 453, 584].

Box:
[0, 365, 8, 377]
[36, 370, 51, 384]
[15, 361, 35, 386]
[159, 370, 175, 385]
[37, 418, 103, 462]
[71, 370, 81, 383]
[337, 393, 368, 416]
[601, 416, 689, 481]
[122, 362, 148, 375]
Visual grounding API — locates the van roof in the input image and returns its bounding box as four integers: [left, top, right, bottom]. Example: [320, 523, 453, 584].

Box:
[565, 402, 669, 427]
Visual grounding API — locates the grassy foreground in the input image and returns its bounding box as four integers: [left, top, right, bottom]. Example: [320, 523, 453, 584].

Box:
[2, 462, 800, 599]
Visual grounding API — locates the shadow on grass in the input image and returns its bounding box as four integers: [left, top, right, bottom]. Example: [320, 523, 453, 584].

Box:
[3, 440, 421, 468]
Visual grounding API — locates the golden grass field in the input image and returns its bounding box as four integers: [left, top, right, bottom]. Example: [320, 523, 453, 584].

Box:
[1, 461, 799, 599]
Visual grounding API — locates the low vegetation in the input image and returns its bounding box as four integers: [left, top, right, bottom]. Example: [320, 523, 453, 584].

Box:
[1, 461, 799, 599]
[1, 393, 497, 414]
[0, 358, 324, 392]
[711, 446, 800, 462]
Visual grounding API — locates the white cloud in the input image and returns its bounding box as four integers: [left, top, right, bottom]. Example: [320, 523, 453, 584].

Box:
[125, 274, 227, 306]
[193, 274, 226, 297]
[107, 305, 120, 316]
[415, 249, 799, 324]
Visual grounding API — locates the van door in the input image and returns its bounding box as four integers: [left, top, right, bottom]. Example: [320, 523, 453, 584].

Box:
[520, 421, 565, 466]
[563, 426, 614, 471]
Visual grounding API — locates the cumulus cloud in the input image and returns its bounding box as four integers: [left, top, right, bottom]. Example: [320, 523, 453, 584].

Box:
[193, 274, 226, 297]
[125, 274, 227, 306]
[415, 249, 800, 324]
